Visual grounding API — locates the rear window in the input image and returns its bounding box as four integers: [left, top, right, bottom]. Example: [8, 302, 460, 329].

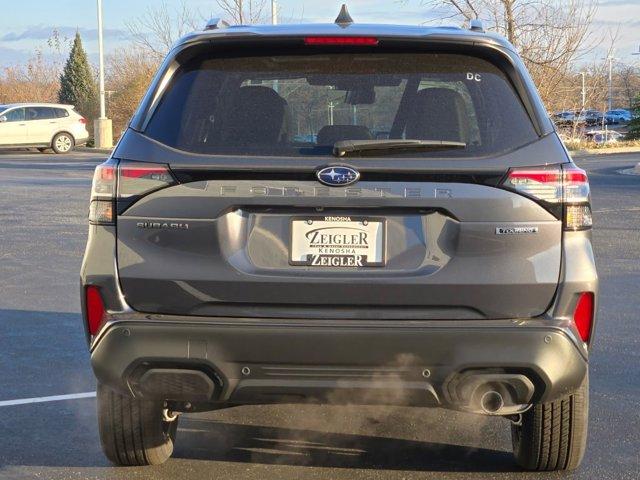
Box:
[145, 52, 538, 157]
[26, 107, 57, 121]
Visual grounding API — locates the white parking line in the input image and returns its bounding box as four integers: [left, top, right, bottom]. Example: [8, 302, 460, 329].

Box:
[0, 391, 96, 407]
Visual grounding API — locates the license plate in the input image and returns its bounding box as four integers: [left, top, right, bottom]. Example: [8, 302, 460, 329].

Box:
[290, 216, 386, 267]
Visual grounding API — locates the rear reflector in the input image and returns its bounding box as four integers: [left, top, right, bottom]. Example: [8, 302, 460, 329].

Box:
[304, 36, 379, 46]
[573, 292, 594, 342]
[85, 286, 106, 336]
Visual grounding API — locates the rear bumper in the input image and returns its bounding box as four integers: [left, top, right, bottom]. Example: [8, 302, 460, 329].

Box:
[90, 317, 588, 414]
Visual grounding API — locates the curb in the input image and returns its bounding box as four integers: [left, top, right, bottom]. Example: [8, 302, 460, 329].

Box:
[618, 164, 640, 176]
[568, 146, 640, 155]
[76, 146, 113, 155]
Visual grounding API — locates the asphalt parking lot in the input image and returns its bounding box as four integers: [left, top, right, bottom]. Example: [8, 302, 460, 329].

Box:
[0, 149, 639, 480]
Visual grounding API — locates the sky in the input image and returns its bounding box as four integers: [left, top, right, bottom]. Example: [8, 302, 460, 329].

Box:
[0, 0, 639, 66]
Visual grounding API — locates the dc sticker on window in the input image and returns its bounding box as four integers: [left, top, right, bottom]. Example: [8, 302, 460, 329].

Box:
[466, 72, 482, 82]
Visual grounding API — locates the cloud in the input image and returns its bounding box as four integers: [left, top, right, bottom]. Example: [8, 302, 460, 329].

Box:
[0, 46, 30, 65]
[1, 25, 129, 42]
[599, 0, 640, 6]
[592, 19, 640, 28]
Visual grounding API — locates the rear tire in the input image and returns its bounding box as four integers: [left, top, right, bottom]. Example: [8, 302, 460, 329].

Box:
[511, 374, 588, 471]
[97, 383, 178, 466]
[51, 132, 74, 154]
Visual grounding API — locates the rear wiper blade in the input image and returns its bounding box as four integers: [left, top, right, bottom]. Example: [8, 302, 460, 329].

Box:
[333, 139, 467, 157]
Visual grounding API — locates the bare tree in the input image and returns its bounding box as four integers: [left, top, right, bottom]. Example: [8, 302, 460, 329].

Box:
[106, 48, 160, 139]
[420, 0, 598, 106]
[126, 1, 201, 59]
[127, 0, 270, 59]
[617, 64, 640, 110]
[0, 52, 60, 104]
[216, 0, 268, 25]
[0, 31, 68, 105]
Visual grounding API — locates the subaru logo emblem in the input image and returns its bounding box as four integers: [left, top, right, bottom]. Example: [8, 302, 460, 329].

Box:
[316, 166, 360, 187]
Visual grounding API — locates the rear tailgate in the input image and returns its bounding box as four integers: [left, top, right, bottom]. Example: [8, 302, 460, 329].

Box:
[114, 40, 564, 320]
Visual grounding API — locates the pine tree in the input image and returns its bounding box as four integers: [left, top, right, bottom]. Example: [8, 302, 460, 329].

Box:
[627, 94, 640, 140]
[58, 32, 98, 117]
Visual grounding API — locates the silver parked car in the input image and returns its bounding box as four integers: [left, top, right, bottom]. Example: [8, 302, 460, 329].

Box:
[605, 109, 632, 124]
[0, 103, 89, 153]
[81, 10, 597, 471]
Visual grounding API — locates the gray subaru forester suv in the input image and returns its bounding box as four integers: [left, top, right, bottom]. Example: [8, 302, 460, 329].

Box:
[81, 8, 597, 470]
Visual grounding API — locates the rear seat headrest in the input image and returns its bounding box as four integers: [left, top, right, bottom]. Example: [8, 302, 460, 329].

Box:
[405, 88, 468, 143]
[220, 86, 288, 146]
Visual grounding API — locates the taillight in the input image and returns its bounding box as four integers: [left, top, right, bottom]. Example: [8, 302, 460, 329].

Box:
[304, 36, 379, 46]
[502, 164, 592, 230]
[562, 165, 592, 230]
[85, 286, 106, 336]
[89, 160, 116, 224]
[88, 159, 176, 225]
[118, 163, 176, 198]
[573, 292, 594, 342]
[79, 117, 87, 125]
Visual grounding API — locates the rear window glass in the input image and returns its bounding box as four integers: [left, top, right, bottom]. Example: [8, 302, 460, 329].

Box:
[26, 107, 57, 121]
[145, 52, 537, 157]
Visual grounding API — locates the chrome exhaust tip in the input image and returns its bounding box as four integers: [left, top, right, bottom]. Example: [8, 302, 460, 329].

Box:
[480, 390, 504, 414]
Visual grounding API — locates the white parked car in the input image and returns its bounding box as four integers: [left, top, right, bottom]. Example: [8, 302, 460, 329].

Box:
[585, 129, 623, 144]
[0, 103, 89, 154]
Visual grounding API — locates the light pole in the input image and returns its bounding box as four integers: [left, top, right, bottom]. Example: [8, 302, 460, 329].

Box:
[601, 54, 617, 112]
[607, 55, 613, 111]
[95, 0, 113, 149]
[271, 0, 279, 93]
[579, 71, 586, 111]
[328, 102, 335, 125]
[97, 0, 105, 120]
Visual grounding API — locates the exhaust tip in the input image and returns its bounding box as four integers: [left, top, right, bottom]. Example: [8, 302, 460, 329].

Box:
[480, 390, 504, 414]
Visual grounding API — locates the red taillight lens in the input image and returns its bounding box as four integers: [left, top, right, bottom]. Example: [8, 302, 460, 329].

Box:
[89, 160, 117, 224]
[562, 165, 590, 203]
[79, 117, 87, 125]
[91, 161, 116, 199]
[88, 160, 176, 224]
[502, 164, 592, 230]
[503, 167, 562, 203]
[573, 292, 594, 342]
[85, 286, 106, 336]
[304, 36, 379, 46]
[118, 162, 176, 198]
